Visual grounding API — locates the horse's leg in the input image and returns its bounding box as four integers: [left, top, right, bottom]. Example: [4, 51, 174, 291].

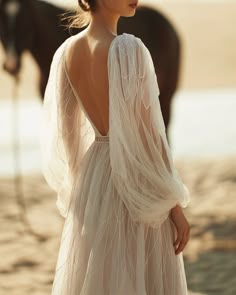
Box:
[160, 57, 181, 145]
[39, 70, 49, 100]
[158, 33, 181, 144]
[159, 91, 172, 144]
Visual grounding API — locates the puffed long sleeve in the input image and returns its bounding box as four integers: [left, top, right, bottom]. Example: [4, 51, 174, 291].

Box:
[40, 38, 94, 218]
[108, 33, 190, 228]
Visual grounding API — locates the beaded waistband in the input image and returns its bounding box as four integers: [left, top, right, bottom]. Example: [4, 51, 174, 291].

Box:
[95, 136, 109, 143]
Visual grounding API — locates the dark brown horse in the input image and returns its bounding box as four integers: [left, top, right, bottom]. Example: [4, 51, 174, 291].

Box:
[0, 0, 181, 131]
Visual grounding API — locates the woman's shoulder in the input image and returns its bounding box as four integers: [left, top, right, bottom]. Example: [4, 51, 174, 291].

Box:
[112, 33, 148, 56]
[111, 33, 150, 63]
[53, 33, 80, 61]
[113, 32, 143, 45]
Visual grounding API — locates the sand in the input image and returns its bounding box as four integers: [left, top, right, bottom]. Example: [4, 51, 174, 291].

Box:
[0, 157, 236, 294]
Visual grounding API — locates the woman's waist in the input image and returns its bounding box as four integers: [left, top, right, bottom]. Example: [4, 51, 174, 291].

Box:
[94, 136, 109, 144]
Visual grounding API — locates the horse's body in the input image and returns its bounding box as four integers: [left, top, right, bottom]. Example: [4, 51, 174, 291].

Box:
[0, 0, 181, 131]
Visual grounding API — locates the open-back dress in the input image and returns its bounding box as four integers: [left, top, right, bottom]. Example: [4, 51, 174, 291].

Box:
[40, 32, 190, 295]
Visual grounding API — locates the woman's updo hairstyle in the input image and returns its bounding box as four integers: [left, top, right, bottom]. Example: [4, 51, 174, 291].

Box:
[60, 0, 97, 31]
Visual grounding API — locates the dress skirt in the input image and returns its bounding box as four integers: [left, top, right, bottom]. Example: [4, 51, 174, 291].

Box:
[51, 137, 188, 295]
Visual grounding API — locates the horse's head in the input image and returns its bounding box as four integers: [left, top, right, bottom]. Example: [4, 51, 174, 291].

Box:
[0, 0, 34, 76]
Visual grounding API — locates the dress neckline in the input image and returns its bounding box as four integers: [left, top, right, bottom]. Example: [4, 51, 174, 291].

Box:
[62, 33, 124, 137]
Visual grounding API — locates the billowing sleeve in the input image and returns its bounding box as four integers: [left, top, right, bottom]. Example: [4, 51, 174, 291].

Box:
[40, 39, 94, 218]
[108, 33, 190, 228]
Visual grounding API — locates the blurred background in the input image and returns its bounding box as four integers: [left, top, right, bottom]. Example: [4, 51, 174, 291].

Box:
[0, 0, 235, 294]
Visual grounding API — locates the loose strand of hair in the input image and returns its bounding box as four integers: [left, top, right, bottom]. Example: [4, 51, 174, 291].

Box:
[59, 6, 91, 32]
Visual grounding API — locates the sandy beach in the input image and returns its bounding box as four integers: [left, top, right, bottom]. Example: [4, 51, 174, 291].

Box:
[1, 157, 236, 294]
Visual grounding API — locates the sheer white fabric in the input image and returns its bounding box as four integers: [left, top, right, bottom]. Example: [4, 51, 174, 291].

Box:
[40, 32, 190, 294]
[40, 35, 95, 218]
[109, 34, 190, 228]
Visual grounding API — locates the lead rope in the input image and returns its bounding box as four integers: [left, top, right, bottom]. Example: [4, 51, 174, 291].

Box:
[11, 75, 46, 242]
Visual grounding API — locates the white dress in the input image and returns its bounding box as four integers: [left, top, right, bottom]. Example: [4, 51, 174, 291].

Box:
[40, 32, 190, 295]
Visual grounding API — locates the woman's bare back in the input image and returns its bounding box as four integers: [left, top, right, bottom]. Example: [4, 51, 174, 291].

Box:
[64, 31, 116, 136]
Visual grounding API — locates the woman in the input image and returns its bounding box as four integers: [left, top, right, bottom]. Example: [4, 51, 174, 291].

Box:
[40, 0, 191, 294]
